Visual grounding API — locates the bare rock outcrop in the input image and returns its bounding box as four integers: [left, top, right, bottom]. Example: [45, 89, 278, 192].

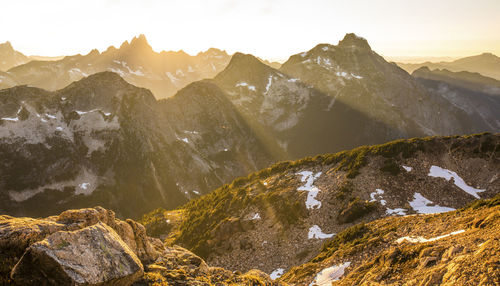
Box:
[11, 222, 143, 285]
[0, 206, 159, 264]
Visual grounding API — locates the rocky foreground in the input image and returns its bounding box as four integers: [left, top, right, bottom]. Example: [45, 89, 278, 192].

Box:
[0, 207, 280, 285]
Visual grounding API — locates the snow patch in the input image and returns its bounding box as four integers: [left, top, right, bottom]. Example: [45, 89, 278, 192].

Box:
[287, 78, 299, 82]
[428, 165, 485, 199]
[409, 192, 455, 214]
[235, 82, 256, 91]
[251, 213, 261, 220]
[386, 208, 407, 216]
[402, 165, 413, 172]
[369, 189, 386, 206]
[1, 117, 18, 122]
[309, 262, 351, 286]
[396, 230, 465, 244]
[270, 268, 284, 280]
[296, 171, 323, 209]
[166, 72, 179, 83]
[308, 225, 335, 239]
[265, 75, 273, 93]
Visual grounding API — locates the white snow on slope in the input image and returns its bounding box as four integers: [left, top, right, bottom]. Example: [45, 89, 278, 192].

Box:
[409, 192, 455, 214]
[270, 268, 284, 280]
[166, 72, 179, 83]
[369, 189, 386, 206]
[265, 75, 273, 93]
[251, 213, 261, 220]
[180, 138, 189, 143]
[386, 208, 407, 216]
[396, 230, 465, 244]
[309, 262, 351, 286]
[1, 117, 18, 121]
[402, 165, 412, 172]
[428, 165, 485, 199]
[308, 225, 335, 239]
[287, 78, 299, 82]
[296, 171, 323, 209]
[235, 82, 256, 91]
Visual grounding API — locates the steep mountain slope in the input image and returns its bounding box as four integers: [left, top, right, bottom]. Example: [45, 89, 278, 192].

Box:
[412, 67, 500, 132]
[281, 194, 500, 285]
[5, 35, 231, 98]
[214, 52, 401, 159]
[279, 34, 479, 138]
[398, 53, 500, 81]
[142, 133, 499, 275]
[0, 41, 30, 71]
[0, 71, 18, 89]
[412, 67, 500, 95]
[0, 72, 275, 218]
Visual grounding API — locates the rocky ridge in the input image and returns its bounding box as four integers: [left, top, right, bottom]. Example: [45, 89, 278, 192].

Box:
[142, 133, 499, 276]
[4, 35, 232, 99]
[0, 72, 275, 218]
[0, 206, 280, 285]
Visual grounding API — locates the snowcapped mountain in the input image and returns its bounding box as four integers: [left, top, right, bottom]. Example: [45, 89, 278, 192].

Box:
[279, 33, 483, 138]
[0, 41, 30, 71]
[0, 72, 274, 218]
[214, 52, 397, 159]
[4, 35, 231, 99]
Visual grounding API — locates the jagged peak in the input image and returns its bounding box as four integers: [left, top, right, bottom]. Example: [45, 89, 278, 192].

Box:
[0, 41, 13, 49]
[130, 34, 152, 50]
[227, 52, 269, 69]
[338, 33, 371, 50]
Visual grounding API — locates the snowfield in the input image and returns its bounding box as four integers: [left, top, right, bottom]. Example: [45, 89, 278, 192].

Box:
[428, 165, 485, 199]
[409, 192, 455, 214]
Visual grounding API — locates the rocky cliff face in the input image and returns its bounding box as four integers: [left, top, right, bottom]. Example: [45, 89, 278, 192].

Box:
[5, 35, 231, 99]
[0, 42, 30, 71]
[0, 72, 275, 218]
[279, 34, 479, 138]
[143, 133, 499, 276]
[412, 67, 500, 132]
[0, 206, 281, 285]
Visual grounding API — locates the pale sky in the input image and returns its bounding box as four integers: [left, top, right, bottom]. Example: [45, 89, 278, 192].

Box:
[1, 0, 499, 61]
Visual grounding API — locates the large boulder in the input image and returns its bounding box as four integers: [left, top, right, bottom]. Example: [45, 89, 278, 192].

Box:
[11, 222, 143, 285]
[0, 207, 159, 264]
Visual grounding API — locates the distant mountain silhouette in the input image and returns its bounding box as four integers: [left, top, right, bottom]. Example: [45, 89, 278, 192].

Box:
[398, 53, 500, 80]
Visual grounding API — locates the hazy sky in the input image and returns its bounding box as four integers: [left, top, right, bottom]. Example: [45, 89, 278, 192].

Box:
[1, 0, 499, 61]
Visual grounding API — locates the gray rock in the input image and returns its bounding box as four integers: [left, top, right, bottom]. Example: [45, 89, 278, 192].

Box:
[11, 222, 143, 285]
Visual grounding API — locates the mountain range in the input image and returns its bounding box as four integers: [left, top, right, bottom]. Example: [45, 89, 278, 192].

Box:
[1, 33, 499, 219]
[0, 35, 281, 99]
[1, 134, 497, 285]
[397, 53, 500, 81]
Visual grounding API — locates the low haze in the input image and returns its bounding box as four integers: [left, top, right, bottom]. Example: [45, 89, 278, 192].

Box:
[1, 0, 499, 61]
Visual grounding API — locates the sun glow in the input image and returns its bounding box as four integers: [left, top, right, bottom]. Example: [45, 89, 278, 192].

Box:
[1, 0, 499, 61]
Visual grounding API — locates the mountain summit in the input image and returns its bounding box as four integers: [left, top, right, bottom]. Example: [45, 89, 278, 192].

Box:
[338, 33, 371, 50]
[0, 41, 30, 71]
